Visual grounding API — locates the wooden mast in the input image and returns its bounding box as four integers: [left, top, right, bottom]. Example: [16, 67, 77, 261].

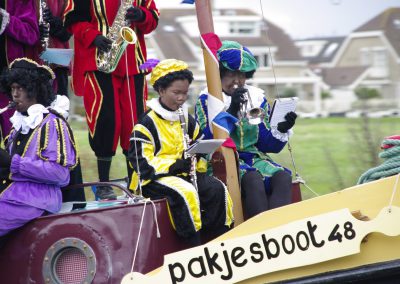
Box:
[194, 0, 244, 225]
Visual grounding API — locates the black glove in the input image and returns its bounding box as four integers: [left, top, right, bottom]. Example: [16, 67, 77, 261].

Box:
[43, 8, 56, 26]
[277, 111, 297, 133]
[39, 23, 49, 42]
[42, 8, 71, 42]
[93, 35, 112, 52]
[0, 148, 11, 168]
[125, 7, 145, 23]
[168, 158, 191, 175]
[227, 87, 247, 117]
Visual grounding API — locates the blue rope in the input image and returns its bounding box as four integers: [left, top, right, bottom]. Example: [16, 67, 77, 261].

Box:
[358, 139, 400, 184]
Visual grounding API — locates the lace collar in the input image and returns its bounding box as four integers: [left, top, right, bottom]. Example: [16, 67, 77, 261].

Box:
[10, 104, 49, 134]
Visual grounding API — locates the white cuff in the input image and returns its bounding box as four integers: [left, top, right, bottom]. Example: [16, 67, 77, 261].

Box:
[270, 127, 293, 142]
[0, 9, 10, 35]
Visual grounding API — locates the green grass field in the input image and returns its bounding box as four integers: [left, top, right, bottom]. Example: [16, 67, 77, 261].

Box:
[70, 116, 399, 200]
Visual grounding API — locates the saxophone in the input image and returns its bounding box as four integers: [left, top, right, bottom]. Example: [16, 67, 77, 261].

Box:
[177, 106, 198, 191]
[96, 0, 138, 73]
[39, 0, 50, 50]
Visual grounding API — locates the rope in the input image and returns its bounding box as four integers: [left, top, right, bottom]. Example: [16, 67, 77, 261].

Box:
[129, 198, 161, 273]
[389, 174, 400, 212]
[288, 140, 319, 197]
[258, 0, 316, 197]
[258, 0, 279, 100]
[358, 138, 400, 184]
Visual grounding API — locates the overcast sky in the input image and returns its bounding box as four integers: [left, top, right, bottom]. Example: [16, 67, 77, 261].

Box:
[157, 0, 400, 39]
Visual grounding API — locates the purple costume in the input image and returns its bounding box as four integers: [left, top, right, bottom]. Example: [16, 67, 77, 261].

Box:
[0, 0, 39, 138]
[0, 112, 77, 236]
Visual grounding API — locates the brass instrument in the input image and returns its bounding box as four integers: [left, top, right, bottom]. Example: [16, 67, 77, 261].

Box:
[39, 0, 50, 49]
[177, 106, 198, 191]
[0, 101, 17, 115]
[234, 84, 266, 125]
[96, 0, 137, 73]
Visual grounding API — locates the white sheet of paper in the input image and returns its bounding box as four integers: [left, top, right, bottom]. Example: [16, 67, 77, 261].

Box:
[186, 139, 225, 155]
[40, 48, 74, 66]
[269, 97, 299, 128]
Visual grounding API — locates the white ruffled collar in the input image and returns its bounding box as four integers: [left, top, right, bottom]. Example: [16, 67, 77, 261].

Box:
[50, 95, 70, 119]
[146, 98, 188, 122]
[10, 104, 49, 134]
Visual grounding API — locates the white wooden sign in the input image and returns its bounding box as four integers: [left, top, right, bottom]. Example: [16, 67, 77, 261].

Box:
[122, 206, 400, 284]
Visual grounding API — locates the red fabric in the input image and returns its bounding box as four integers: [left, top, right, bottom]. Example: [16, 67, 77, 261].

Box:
[381, 135, 400, 149]
[83, 72, 103, 137]
[66, 0, 159, 97]
[222, 137, 237, 151]
[83, 72, 145, 152]
[47, 0, 70, 50]
[201, 33, 222, 60]
[112, 73, 147, 151]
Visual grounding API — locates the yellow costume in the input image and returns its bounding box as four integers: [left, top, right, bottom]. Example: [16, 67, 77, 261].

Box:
[128, 59, 233, 239]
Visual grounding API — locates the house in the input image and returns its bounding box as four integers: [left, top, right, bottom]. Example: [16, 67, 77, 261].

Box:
[145, 8, 324, 112]
[301, 7, 400, 113]
[295, 36, 345, 68]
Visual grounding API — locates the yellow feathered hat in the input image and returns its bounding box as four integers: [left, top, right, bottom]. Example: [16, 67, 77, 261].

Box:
[149, 59, 189, 86]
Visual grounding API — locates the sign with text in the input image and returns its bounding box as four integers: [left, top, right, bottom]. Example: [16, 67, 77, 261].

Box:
[122, 206, 400, 284]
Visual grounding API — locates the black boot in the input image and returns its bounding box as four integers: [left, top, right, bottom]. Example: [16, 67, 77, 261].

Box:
[95, 185, 117, 200]
[96, 157, 116, 200]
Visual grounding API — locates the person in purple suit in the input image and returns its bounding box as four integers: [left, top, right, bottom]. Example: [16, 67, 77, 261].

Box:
[0, 0, 39, 142]
[0, 58, 78, 237]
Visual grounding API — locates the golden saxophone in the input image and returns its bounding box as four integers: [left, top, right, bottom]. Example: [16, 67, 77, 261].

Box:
[96, 0, 138, 73]
[177, 106, 198, 191]
[39, 0, 50, 50]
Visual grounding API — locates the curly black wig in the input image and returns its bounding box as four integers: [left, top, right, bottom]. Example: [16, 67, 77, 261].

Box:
[0, 65, 55, 107]
[219, 64, 255, 80]
[153, 69, 194, 93]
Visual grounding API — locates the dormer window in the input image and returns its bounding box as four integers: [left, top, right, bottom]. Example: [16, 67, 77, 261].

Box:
[323, 43, 339, 58]
[393, 19, 400, 29]
[229, 22, 255, 36]
[163, 25, 175, 32]
[225, 10, 236, 16]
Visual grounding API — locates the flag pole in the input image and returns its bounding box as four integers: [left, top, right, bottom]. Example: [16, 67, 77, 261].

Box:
[194, 0, 244, 225]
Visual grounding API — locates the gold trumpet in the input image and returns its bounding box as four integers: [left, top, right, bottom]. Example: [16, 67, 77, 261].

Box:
[234, 85, 265, 125]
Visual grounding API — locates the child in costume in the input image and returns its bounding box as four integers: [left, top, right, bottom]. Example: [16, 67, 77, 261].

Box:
[128, 59, 234, 245]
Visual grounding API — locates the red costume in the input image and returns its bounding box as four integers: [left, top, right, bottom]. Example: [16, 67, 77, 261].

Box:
[64, 0, 159, 156]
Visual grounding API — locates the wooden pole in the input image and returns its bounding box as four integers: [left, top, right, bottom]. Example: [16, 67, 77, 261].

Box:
[194, 0, 244, 225]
